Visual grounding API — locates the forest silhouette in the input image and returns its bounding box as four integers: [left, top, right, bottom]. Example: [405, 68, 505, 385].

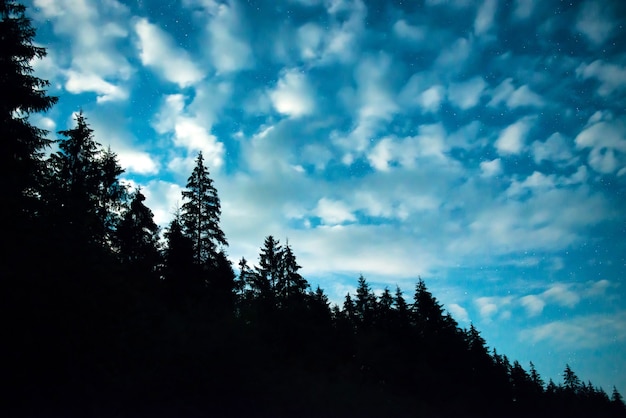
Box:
[2, 1, 625, 416]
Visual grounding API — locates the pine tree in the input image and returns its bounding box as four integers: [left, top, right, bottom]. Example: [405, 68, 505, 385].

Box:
[412, 278, 445, 334]
[1, 0, 58, 218]
[308, 286, 332, 327]
[612, 386, 625, 409]
[377, 287, 393, 329]
[256, 235, 282, 294]
[563, 364, 581, 393]
[393, 285, 410, 330]
[48, 112, 126, 248]
[276, 242, 308, 305]
[116, 188, 160, 273]
[343, 293, 356, 325]
[96, 146, 126, 245]
[181, 152, 227, 266]
[354, 275, 376, 327]
[510, 360, 533, 404]
[529, 361, 544, 391]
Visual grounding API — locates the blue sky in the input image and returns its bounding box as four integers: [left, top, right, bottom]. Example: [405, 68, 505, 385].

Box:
[25, 0, 626, 393]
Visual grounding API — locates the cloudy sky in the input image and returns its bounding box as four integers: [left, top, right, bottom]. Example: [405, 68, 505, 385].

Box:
[25, 0, 626, 392]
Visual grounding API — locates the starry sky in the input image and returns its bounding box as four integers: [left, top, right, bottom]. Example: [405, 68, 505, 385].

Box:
[24, 0, 626, 393]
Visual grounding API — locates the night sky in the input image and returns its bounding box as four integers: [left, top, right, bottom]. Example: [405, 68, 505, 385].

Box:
[25, 0, 626, 393]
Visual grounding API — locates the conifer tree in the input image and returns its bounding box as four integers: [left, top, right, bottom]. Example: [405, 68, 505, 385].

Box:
[256, 235, 282, 293]
[393, 285, 410, 330]
[412, 278, 445, 334]
[354, 275, 377, 327]
[181, 152, 227, 266]
[96, 146, 126, 245]
[529, 361, 544, 390]
[116, 188, 160, 273]
[378, 287, 393, 328]
[1, 0, 58, 218]
[276, 242, 308, 305]
[612, 386, 625, 410]
[343, 293, 356, 324]
[563, 364, 581, 393]
[48, 112, 126, 248]
[309, 286, 331, 317]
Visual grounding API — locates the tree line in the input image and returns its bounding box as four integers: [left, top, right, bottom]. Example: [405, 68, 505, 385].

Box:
[2, 1, 625, 416]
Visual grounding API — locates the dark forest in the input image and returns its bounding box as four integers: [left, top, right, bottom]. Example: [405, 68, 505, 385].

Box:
[2, 1, 625, 416]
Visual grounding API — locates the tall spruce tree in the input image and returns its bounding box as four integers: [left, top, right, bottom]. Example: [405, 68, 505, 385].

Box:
[48, 112, 126, 247]
[96, 146, 126, 245]
[181, 152, 227, 266]
[354, 275, 377, 327]
[612, 386, 625, 410]
[563, 364, 581, 393]
[256, 235, 282, 293]
[412, 278, 446, 335]
[276, 242, 308, 305]
[0, 0, 58, 219]
[116, 188, 160, 274]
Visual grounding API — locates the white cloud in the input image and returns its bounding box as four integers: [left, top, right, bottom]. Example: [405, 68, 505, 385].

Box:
[207, 2, 253, 73]
[368, 137, 395, 171]
[513, 0, 535, 20]
[153, 94, 225, 171]
[355, 54, 398, 120]
[297, 23, 324, 61]
[474, 0, 497, 36]
[506, 171, 556, 198]
[393, 19, 425, 41]
[475, 296, 513, 321]
[507, 85, 545, 108]
[543, 283, 580, 307]
[398, 74, 444, 113]
[314, 198, 356, 225]
[142, 180, 185, 227]
[367, 124, 451, 172]
[420, 86, 445, 112]
[448, 303, 470, 323]
[334, 54, 398, 157]
[34, 0, 132, 101]
[532, 132, 576, 166]
[520, 295, 545, 317]
[65, 70, 128, 102]
[575, 1, 616, 46]
[117, 150, 159, 175]
[83, 110, 161, 177]
[495, 118, 532, 155]
[575, 119, 626, 174]
[450, 184, 611, 258]
[480, 158, 502, 178]
[520, 312, 626, 349]
[489, 79, 544, 108]
[269, 69, 315, 118]
[435, 37, 472, 69]
[576, 60, 626, 97]
[30, 114, 56, 132]
[134, 18, 204, 87]
[448, 77, 486, 109]
[488, 78, 515, 107]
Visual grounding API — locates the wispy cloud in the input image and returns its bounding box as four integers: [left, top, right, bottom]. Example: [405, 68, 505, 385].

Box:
[520, 311, 626, 349]
[134, 18, 204, 87]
